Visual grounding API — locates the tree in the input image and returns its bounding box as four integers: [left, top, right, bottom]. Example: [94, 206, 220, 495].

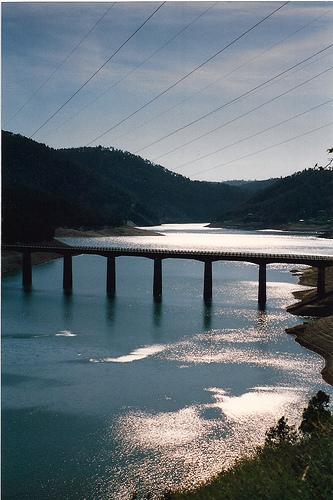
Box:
[265, 416, 298, 446]
[299, 391, 331, 435]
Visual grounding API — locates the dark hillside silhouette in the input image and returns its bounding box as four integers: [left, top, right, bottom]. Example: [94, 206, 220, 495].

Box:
[2, 131, 246, 242]
[222, 178, 278, 192]
[4, 131, 331, 242]
[216, 167, 333, 227]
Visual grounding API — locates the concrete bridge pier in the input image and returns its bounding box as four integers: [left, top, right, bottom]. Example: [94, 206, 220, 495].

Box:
[22, 251, 32, 289]
[153, 258, 162, 302]
[203, 260, 212, 303]
[63, 254, 73, 293]
[107, 256, 116, 297]
[317, 266, 326, 298]
[258, 262, 267, 309]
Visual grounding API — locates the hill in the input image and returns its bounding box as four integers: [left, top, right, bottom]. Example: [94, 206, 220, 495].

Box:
[215, 167, 333, 228]
[4, 131, 330, 242]
[222, 178, 278, 192]
[2, 131, 247, 242]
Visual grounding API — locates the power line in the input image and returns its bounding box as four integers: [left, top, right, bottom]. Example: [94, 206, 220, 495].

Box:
[110, 8, 330, 147]
[79, 65, 332, 184]
[162, 65, 333, 167]
[45, 2, 217, 139]
[193, 121, 333, 178]
[134, 43, 333, 155]
[5, 3, 116, 126]
[177, 99, 333, 171]
[29, 2, 166, 139]
[86, 1, 289, 146]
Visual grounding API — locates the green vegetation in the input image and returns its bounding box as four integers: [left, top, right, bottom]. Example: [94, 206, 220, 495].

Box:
[171, 391, 333, 500]
[2, 131, 245, 242]
[222, 178, 278, 192]
[2, 130, 332, 242]
[217, 163, 333, 228]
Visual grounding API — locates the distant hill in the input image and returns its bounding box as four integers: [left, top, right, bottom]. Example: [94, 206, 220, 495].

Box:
[222, 178, 278, 192]
[2, 131, 249, 242]
[4, 131, 329, 243]
[216, 168, 333, 228]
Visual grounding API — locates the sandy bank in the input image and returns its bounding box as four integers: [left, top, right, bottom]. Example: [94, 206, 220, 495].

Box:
[54, 226, 162, 238]
[287, 266, 333, 316]
[286, 266, 333, 386]
[2, 239, 69, 276]
[2, 226, 162, 276]
[286, 317, 333, 386]
[2, 250, 63, 276]
[208, 222, 333, 236]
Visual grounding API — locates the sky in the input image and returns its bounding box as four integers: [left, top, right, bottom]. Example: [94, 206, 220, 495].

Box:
[2, 1, 333, 181]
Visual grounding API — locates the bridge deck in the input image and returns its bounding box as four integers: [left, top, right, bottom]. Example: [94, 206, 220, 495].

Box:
[4, 244, 332, 305]
[3, 244, 333, 266]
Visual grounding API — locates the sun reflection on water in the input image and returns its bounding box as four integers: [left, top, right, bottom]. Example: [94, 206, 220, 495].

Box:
[89, 345, 166, 363]
[77, 279, 324, 500]
[4, 224, 332, 500]
[158, 331, 320, 379]
[207, 386, 300, 418]
[101, 385, 306, 499]
[59, 224, 333, 256]
[95, 323, 322, 499]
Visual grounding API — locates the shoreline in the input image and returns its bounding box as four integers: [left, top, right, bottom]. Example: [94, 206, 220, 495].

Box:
[285, 266, 333, 386]
[2, 224, 332, 498]
[171, 265, 333, 499]
[1, 225, 162, 276]
[208, 221, 333, 237]
[54, 225, 162, 238]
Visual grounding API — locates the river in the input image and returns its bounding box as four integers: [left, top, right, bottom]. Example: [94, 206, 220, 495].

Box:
[2, 224, 333, 499]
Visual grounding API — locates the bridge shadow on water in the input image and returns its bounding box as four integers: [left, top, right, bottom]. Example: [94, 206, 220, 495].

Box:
[62, 293, 74, 323]
[203, 302, 213, 330]
[153, 301, 162, 328]
[101, 294, 267, 336]
[105, 296, 117, 324]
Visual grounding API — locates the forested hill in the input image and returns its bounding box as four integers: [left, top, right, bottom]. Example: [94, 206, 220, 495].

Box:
[2, 130, 247, 242]
[222, 178, 278, 194]
[215, 168, 333, 228]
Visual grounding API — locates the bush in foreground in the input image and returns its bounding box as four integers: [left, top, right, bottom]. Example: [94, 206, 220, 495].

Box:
[170, 391, 333, 500]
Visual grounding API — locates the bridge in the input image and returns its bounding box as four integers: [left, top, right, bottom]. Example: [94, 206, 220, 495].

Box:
[3, 243, 333, 308]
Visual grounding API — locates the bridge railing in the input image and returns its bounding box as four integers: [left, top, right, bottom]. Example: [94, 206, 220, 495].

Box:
[4, 243, 333, 306]
[2, 244, 333, 262]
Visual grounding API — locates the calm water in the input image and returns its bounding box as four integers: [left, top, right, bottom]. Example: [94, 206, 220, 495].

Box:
[2, 225, 333, 499]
